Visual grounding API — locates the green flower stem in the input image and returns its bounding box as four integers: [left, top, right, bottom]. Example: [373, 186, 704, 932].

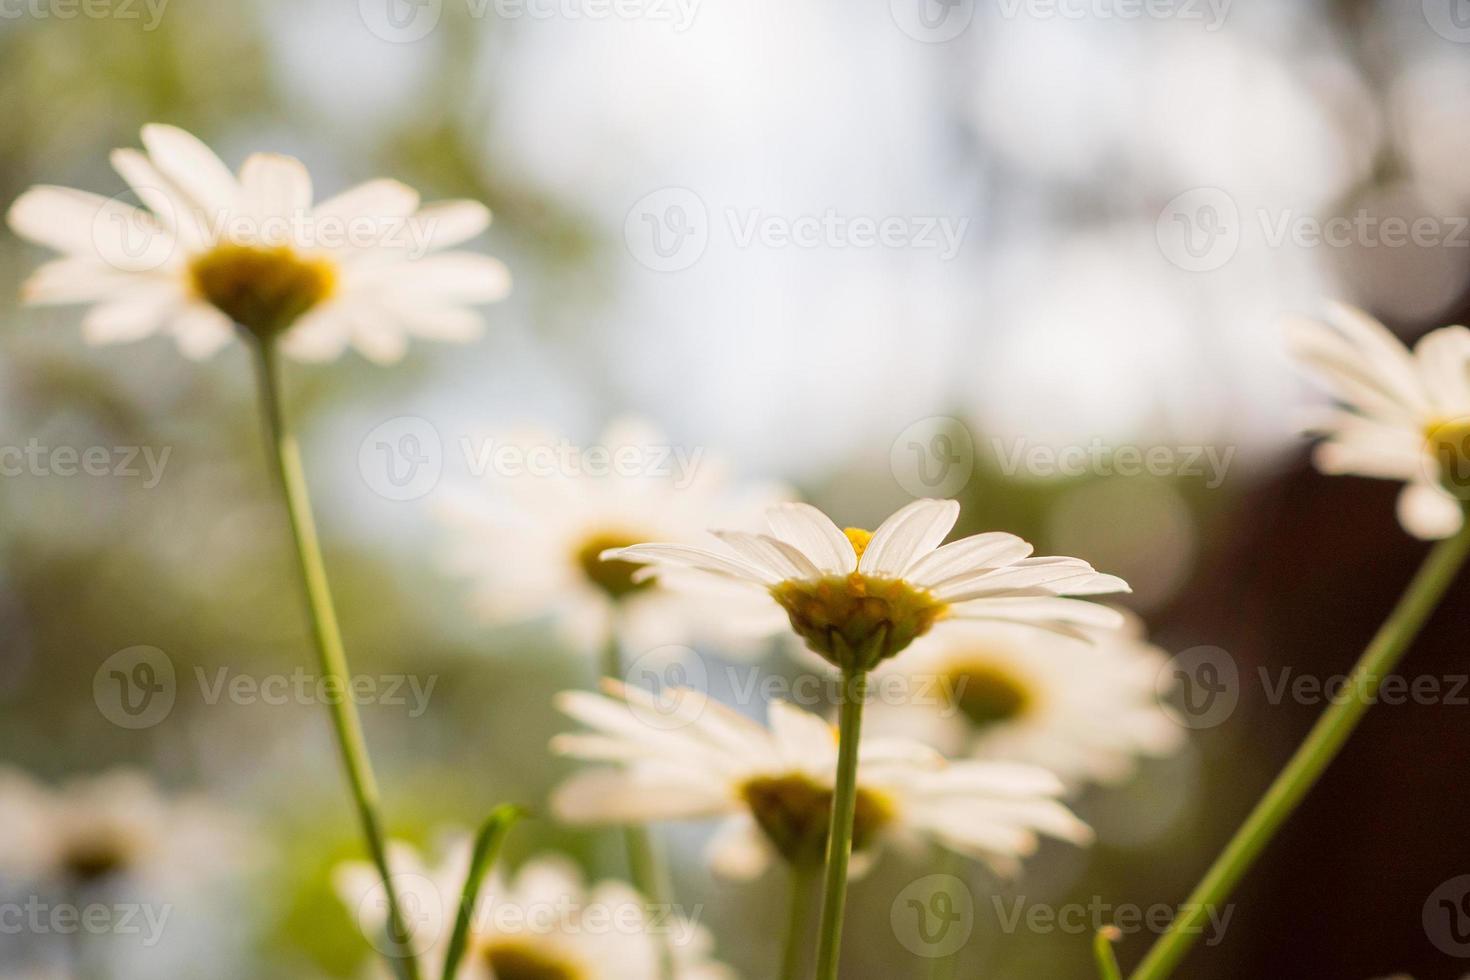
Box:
[814, 668, 868, 980]
[780, 866, 816, 980]
[1128, 514, 1470, 980]
[443, 804, 526, 980]
[1094, 927, 1124, 980]
[599, 622, 673, 979]
[249, 339, 420, 980]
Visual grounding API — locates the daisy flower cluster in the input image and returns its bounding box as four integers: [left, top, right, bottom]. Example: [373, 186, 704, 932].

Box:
[9, 119, 1465, 980]
[336, 838, 733, 980]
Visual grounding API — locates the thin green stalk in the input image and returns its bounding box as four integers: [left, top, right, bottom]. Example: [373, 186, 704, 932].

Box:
[1094, 927, 1123, 980]
[599, 622, 673, 979]
[249, 339, 420, 980]
[443, 805, 526, 980]
[814, 668, 868, 980]
[1129, 514, 1470, 980]
[780, 866, 816, 980]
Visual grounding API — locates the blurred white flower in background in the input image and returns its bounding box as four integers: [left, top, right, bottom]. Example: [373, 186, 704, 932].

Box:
[434, 416, 793, 658]
[551, 680, 1092, 880]
[335, 839, 734, 980]
[7, 124, 509, 363]
[865, 613, 1184, 788]
[1287, 303, 1470, 539]
[0, 767, 249, 893]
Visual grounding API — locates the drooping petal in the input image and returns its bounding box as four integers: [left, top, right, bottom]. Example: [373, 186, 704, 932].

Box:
[1397, 481, 1465, 541]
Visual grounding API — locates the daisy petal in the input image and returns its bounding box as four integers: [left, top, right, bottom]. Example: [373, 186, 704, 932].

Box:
[239, 153, 312, 223]
[903, 531, 1034, 585]
[603, 543, 776, 586]
[765, 502, 857, 574]
[859, 498, 960, 576]
[1397, 481, 1464, 540]
[140, 124, 239, 215]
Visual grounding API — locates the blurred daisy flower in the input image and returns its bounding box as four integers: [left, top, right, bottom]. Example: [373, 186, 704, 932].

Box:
[435, 417, 793, 658]
[6, 124, 509, 363]
[0, 768, 248, 892]
[1287, 303, 1470, 539]
[551, 681, 1092, 880]
[864, 614, 1184, 788]
[606, 498, 1130, 672]
[335, 839, 734, 980]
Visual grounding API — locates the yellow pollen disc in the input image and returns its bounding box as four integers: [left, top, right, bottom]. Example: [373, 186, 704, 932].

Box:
[485, 940, 587, 980]
[574, 530, 655, 601]
[770, 573, 947, 671]
[188, 243, 336, 340]
[60, 835, 131, 884]
[1426, 418, 1470, 498]
[843, 527, 873, 561]
[945, 659, 1034, 729]
[740, 773, 894, 868]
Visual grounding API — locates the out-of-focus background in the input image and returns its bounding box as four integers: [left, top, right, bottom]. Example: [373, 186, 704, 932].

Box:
[4, 0, 1470, 977]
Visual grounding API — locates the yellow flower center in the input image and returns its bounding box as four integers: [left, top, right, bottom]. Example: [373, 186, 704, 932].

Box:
[188, 243, 336, 339]
[769, 527, 946, 670]
[945, 659, 1034, 729]
[1426, 417, 1470, 498]
[485, 940, 587, 980]
[60, 836, 130, 884]
[576, 531, 655, 601]
[740, 773, 894, 869]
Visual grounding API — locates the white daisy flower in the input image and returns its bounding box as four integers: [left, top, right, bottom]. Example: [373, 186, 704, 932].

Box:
[863, 613, 1185, 788]
[6, 124, 510, 363]
[604, 498, 1130, 672]
[435, 417, 793, 658]
[335, 840, 735, 980]
[1286, 302, 1470, 539]
[550, 680, 1093, 880]
[0, 768, 247, 891]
